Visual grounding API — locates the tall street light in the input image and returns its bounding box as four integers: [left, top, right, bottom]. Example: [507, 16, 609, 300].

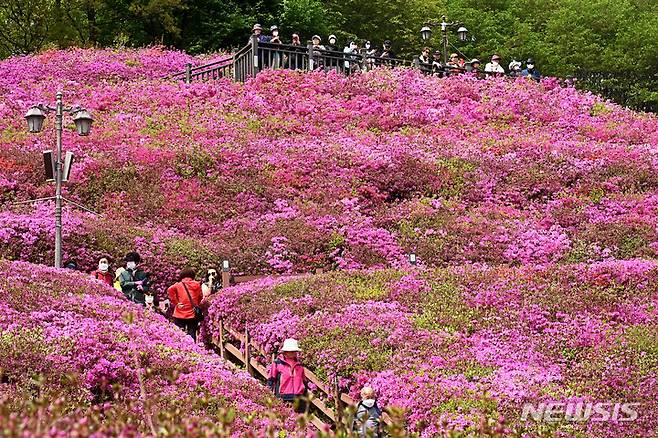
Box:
[24, 91, 93, 268]
[421, 16, 468, 65]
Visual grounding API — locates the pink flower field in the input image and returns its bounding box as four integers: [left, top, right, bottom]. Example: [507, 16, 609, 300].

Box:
[0, 260, 299, 436]
[1, 47, 657, 436]
[204, 262, 658, 436]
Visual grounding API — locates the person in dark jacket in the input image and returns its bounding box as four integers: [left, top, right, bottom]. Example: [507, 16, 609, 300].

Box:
[431, 50, 444, 76]
[167, 268, 204, 342]
[267, 338, 308, 413]
[352, 386, 383, 437]
[251, 23, 271, 70]
[92, 257, 113, 287]
[378, 40, 396, 67]
[324, 34, 340, 72]
[418, 47, 432, 75]
[522, 58, 541, 81]
[251, 23, 270, 43]
[118, 252, 150, 305]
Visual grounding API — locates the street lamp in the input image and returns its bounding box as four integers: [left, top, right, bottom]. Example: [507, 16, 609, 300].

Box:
[24, 91, 93, 268]
[72, 109, 93, 136]
[25, 107, 46, 133]
[420, 16, 468, 65]
[457, 26, 469, 42]
[420, 26, 432, 41]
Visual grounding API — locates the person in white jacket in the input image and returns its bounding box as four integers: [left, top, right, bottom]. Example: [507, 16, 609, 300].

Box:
[484, 54, 505, 75]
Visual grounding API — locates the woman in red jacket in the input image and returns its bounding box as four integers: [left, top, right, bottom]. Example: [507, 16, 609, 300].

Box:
[267, 338, 308, 412]
[92, 257, 113, 287]
[167, 268, 204, 342]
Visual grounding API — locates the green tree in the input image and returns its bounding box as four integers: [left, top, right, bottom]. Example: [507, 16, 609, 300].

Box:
[0, 0, 53, 56]
[323, 0, 443, 56]
[280, 0, 328, 40]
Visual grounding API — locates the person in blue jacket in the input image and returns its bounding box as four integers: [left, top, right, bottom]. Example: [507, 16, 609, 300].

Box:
[522, 58, 541, 81]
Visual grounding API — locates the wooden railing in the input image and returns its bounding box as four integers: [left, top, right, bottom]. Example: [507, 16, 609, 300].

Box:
[171, 56, 234, 83]
[208, 317, 392, 431]
[208, 268, 392, 431]
[172, 39, 537, 85]
[173, 35, 421, 84]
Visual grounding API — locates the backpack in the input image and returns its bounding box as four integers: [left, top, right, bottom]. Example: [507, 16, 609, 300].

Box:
[353, 401, 382, 437]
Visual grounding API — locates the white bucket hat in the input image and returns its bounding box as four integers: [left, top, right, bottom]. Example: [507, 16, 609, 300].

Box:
[281, 338, 301, 352]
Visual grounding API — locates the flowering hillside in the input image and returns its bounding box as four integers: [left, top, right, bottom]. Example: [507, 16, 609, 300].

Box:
[204, 261, 658, 436]
[0, 260, 299, 436]
[1, 48, 658, 436]
[2, 48, 658, 290]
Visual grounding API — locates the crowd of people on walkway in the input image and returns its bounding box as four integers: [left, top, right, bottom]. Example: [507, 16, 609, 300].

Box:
[74, 252, 383, 435]
[74, 253, 220, 341]
[249, 23, 542, 80]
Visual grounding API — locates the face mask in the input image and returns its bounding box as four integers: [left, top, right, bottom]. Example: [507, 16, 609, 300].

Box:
[126, 262, 136, 270]
[99, 262, 109, 272]
[527, 64, 534, 69]
[272, 31, 278, 37]
[145, 295, 154, 305]
[365, 43, 370, 49]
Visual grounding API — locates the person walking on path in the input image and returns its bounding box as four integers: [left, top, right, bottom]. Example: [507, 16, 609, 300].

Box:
[352, 386, 383, 437]
[167, 268, 204, 342]
[201, 268, 221, 299]
[267, 338, 308, 413]
[92, 257, 113, 287]
[118, 252, 150, 305]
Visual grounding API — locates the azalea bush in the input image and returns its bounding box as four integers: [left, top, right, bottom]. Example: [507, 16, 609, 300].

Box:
[204, 261, 658, 437]
[0, 260, 301, 437]
[2, 48, 658, 295]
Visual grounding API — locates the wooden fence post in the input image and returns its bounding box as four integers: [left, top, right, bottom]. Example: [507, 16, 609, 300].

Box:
[251, 35, 259, 77]
[221, 271, 230, 289]
[245, 327, 252, 375]
[218, 318, 226, 359]
[307, 41, 314, 71]
[221, 259, 230, 289]
[333, 374, 344, 428]
[232, 53, 238, 82]
[185, 63, 192, 84]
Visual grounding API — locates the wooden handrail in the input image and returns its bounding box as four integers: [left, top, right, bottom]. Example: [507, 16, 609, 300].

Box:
[211, 316, 393, 430]
[170, 56, 233, 78]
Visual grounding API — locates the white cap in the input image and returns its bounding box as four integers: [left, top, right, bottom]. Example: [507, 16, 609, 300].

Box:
[281, 338, 301, 352]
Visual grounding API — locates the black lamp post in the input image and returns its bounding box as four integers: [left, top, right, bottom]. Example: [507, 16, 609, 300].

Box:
[420, 16, 468, 65]
[25, 91, 93, 268]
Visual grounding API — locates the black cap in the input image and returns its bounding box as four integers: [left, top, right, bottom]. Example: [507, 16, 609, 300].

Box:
[384, 40, 392, 46]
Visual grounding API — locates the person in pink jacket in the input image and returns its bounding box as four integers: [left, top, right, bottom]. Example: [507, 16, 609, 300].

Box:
[267, 338, 308, 412]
